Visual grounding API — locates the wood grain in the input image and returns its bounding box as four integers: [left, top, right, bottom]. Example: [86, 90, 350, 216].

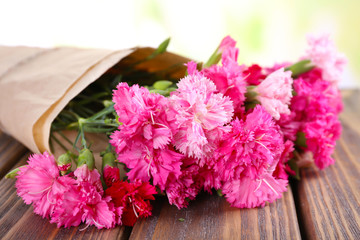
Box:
[130, 188, 301, 240]
[0, 131, 28, 178]
[294, 90, 360, 240]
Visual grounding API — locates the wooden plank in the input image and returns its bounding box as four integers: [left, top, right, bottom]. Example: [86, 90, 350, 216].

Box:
[0, 131, 28, 178]
[130, 187, 301, 240]
[294, 90, 360, 239]
[0, 154, 132, 240]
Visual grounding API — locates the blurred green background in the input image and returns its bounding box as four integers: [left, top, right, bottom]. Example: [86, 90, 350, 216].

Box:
[0, 0, 359, 87]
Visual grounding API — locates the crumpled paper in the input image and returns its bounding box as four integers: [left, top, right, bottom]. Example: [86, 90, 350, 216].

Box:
[0, 45, 189, 160]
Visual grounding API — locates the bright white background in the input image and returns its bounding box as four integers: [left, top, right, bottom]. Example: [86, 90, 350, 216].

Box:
[0, 0, 359, 88]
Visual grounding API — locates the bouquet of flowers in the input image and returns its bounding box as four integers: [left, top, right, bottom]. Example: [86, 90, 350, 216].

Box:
[5, 34, 346, 229]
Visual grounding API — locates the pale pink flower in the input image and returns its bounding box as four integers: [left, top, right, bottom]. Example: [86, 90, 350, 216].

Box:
[170, 66, 234, 158]
[305, 34, 347, 84]
[256, 68, 293, 120]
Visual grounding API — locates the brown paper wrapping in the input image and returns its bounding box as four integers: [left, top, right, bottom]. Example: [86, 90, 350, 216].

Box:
[0, 45, 190, 161]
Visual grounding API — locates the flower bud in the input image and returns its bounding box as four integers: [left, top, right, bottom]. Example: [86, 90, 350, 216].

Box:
[77, 148, 95, 170]
[57, 152, 72, 175]
[103, 100, 113, 108]
[5, 167, 21, 179]
[153, 80, 173, 90]
[102, 152, 120, 187]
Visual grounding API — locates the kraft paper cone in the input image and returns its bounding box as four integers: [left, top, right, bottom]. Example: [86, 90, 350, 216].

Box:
[0, 45, 189, 161]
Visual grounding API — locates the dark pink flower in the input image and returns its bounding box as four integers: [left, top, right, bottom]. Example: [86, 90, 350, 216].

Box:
[51, 165, 115, 229]
[215, 105, 288, 207]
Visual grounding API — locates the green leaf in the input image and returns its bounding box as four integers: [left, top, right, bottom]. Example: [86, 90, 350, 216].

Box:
[154, 37, 170, 55]
[178, 218, 185, 222]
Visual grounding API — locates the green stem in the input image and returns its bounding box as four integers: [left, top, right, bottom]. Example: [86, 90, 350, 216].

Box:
[78, 118, 87, 149]
[88, 104, 115, 121]
[51, 133, 68, 152]
[57, 131, 75, 146]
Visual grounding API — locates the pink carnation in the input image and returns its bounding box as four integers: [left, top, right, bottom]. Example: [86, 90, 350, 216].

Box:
[305, 34, 347, 84]
[165, 157, 202, 209]
[115, 141, 183, 191]
[222, 173, 288, 208]
[290, 69, 343, 169]
[170, 65, 234, 159]
[112, 82, 173, 150]
[216, 106, 284, 180]
[256, 68, 293, 120]
[51, 165, 115, 229]
[303, 115, 341, 169]
[216, 105, 287, 207]
[15, 152, 77, 218]
[272, 140, 295, 179]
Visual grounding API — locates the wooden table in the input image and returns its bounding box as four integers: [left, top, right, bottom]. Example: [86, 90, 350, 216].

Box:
[0, 90, 359, 240]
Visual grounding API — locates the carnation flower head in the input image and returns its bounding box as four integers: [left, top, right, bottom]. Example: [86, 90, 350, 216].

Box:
[170, 64, 234, 158]
[305, 34, 347, 84]
[116, 141, 183, 191]
[215, 105, 288, 208]
[105, 180, 157, 226]
[15, 152, 76, 218]
[111, 82, 173, 151]
[216, 105, 284, 181]
[165, 157, 202, 209]
[222, 173, 288, 208]
[256, 68, 293, 120]
[51, 165, 115, 229]
[103, 165, 120, 187]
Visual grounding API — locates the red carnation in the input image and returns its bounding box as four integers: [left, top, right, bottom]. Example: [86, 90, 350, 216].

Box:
[105, 180, 157, 226]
